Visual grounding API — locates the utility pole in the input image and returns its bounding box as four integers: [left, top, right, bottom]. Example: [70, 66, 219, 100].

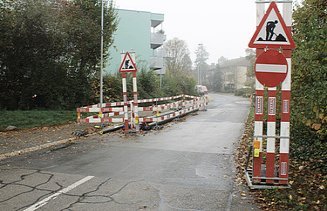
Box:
[196, 43, 203, 85]
[100, 0, 104, 108]
[197, 64, 200, 84]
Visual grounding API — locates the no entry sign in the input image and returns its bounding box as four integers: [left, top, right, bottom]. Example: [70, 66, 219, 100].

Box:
[255, 50, 288, 87]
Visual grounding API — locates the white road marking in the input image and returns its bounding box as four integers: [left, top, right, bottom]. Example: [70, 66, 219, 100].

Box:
[23, 176, 94, 211]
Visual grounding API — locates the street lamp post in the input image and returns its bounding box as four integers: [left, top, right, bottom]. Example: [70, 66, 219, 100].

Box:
[100, 0, 104, 108]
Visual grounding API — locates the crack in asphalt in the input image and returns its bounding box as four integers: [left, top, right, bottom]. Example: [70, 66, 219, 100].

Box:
[0, 169, 60, 211]
[60, 179, 143, 210]
[60, 177, 113, 210]
[0, 166, 146, 210]
[0, 169, 39, 189]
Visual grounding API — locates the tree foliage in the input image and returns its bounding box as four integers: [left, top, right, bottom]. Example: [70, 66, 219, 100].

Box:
[292, 0, 327, 141]
[244, 48, 256, 90]
[211, 64, 223, 92]
[194, 43, 209, 66]
[0, 0, 118, 109]
[164, 38, 192, 73]
[194, 44, 209, 85]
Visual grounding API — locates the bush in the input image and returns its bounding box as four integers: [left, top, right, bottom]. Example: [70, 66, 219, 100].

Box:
[234, 87, 252, 97]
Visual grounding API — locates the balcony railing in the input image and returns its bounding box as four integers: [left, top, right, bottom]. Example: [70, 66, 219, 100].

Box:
[150, 56, 164, 70]
[151, 32, 166, 49]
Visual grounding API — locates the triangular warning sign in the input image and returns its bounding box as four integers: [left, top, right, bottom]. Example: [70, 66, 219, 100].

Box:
[119, 52, 137, 72]
[248, 2, 295, 49]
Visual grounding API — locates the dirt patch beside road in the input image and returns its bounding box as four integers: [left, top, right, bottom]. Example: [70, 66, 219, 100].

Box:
[0, 123, 93, 157]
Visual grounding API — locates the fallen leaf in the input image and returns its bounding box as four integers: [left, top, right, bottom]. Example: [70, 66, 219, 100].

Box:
[240, 192, 246, 197]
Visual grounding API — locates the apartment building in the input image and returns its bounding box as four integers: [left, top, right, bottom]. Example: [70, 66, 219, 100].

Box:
[105, 9, 165, 74]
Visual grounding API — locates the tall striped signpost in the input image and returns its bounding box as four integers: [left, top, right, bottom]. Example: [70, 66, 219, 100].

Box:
[247, 1, 295, 189]
[119, 52, 139, 134]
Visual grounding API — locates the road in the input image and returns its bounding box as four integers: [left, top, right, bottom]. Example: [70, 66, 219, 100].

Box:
[0, 93, 257, 211]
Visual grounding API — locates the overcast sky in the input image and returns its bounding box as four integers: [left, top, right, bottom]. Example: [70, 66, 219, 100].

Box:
[113, 0, 257, 64]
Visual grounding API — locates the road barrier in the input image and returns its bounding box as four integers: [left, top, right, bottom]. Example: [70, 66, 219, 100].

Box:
[76, 94, 208, 131]
[245, 0, 293, 189]
[77, 50, 208, 133]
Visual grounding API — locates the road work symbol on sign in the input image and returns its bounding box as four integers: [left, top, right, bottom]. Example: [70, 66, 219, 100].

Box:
[255, 49, 288, 87]
[119, 52, 137, 72]
[248, 1, 295, 49]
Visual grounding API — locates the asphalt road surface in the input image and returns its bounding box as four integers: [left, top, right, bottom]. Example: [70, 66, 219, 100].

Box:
[0, 93, 258, 211]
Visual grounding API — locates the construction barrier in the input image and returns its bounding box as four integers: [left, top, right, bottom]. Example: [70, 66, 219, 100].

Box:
[77, 51, 208, 133]
[77, 94, 208, 130]
[245, 0, 293, 189]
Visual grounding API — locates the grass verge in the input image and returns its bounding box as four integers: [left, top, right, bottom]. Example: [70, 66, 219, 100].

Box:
[0, 110, 76, 131]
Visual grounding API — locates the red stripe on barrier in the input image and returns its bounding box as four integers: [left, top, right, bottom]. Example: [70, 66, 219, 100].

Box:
[266, 152, 275, 184]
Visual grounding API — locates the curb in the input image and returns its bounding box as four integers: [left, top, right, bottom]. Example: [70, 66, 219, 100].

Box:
[0, 137, 78, 161]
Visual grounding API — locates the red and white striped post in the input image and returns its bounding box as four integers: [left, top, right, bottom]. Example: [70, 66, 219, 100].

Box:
[266, 87, 277, 184]
[132, 71, 139, 131]
[122, 73, 129, 133]
[119, 51, 138, 134]
[253, 78, 264, 183]
[252, 0, 265, 184]
[255, 48, 288, 184]
[279, 1, 293, 185]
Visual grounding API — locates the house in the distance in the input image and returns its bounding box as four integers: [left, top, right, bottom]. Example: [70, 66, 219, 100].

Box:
[219, 57, 250, 92]
[105, 9, 165, 75]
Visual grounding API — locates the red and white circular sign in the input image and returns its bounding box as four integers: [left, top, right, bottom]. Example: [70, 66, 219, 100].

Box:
[255, 50, 288, 87]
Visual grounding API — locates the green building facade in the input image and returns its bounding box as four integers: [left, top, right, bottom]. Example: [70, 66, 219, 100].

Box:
[105, 9, 165, 74]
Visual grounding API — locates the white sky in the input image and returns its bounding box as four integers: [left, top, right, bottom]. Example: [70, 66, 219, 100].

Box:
[114, 0, 257, 64]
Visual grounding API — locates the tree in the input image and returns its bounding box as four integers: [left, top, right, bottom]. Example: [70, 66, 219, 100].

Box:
[194, 44, 209, 85]
[137, 69, 161, 99]
[0, 0, 118, 109]
[217, 56, 228, 65]
[211, 64, 223, 92]
[244, 48, 256, 90]
[164, 38, 192, 74]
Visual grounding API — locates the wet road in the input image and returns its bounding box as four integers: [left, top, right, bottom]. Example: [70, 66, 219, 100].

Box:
[0, 93, 257, 210]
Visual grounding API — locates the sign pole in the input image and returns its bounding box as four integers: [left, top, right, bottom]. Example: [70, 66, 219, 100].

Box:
[122, 73, 129, 133]
[252, 0, 265, 184]
[253, 82, 264, 183]
[132, 71, 140, 132]
[266, 87, 277, 184]
[119, 51, 138, 134]
[279, 1, 293, 185]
